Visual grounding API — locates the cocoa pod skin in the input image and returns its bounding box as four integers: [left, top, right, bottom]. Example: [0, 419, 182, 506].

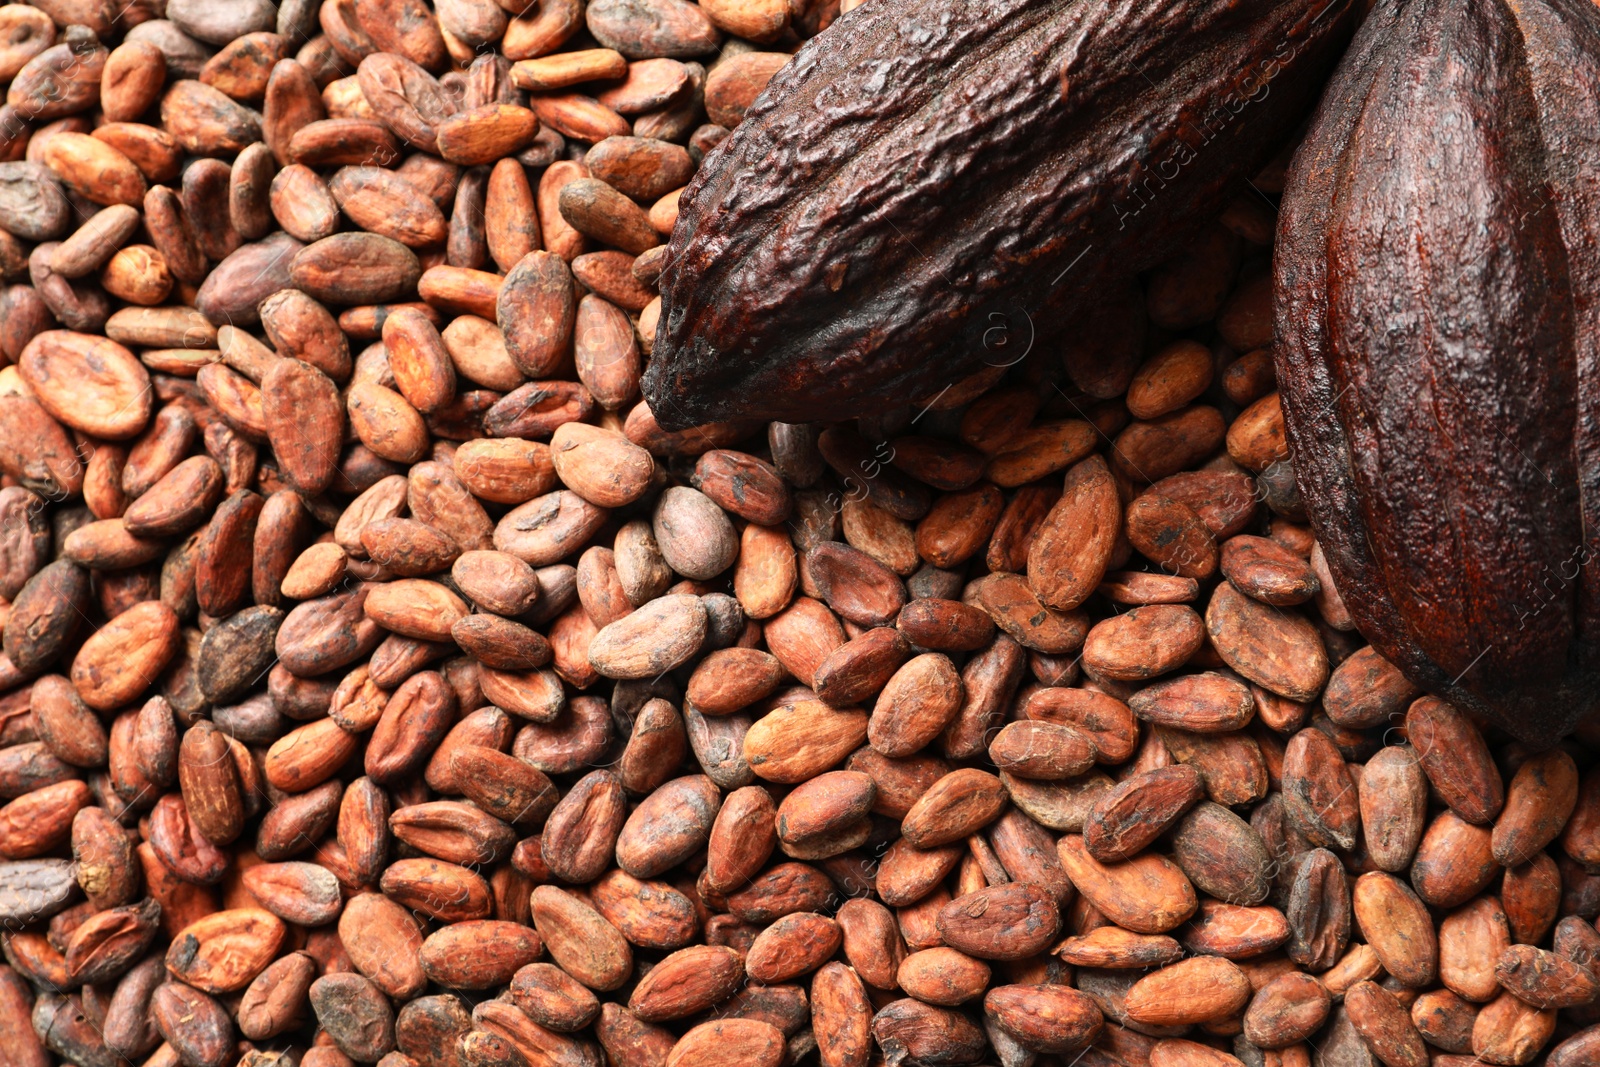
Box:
[645, 0, 1354, 427]
[1275, 0, 1600, 745]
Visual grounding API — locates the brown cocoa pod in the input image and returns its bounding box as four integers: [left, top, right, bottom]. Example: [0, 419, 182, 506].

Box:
[1275, 0, 1600, 746]
[645, 0, 1350, 427]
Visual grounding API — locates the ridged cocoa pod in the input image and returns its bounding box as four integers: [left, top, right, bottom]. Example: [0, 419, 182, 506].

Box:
[1274, 0, 1600, 745]
[645, 0, 1353, 427]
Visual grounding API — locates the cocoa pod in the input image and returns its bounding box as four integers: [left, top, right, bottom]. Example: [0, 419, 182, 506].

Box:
[1275, 0, 1600, 745]
[646, 0, 1353, 426]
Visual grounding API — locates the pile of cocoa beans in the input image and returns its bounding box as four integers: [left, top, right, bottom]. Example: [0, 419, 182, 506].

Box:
[0, 0, 1598, 1065]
